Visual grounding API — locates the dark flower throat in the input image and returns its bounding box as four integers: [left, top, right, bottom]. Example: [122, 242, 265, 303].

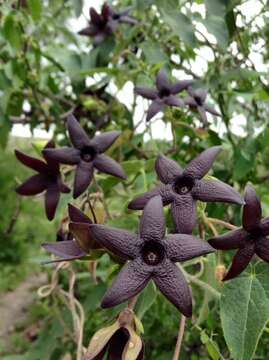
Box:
[173, 175, 194, 195]
[81, 146, 97, 162]
[141, 241, 165, 266]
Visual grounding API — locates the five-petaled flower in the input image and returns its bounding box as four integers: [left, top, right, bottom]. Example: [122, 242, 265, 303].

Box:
[84, 309, 144, 360]
[89, 196, 214, 317]
[135, 69, 193, 122]
[43, 114, 127, 199]
[42, 204, 97, 263]
[184, 88, 220, 125]
[209, 184, 269, 281]
[128, 147, 243, 234]
[79, 3, 137, 45]
[15, 140, 70, 221]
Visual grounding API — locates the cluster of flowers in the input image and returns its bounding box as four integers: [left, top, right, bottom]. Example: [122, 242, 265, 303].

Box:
[14, 3, 269, 359]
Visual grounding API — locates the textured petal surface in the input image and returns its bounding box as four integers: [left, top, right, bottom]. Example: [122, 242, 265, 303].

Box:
[153, 260, 192, 317]
[15, 150, 47, 173]
[208, 228, 247, 250]
[67, 114, 90, 149]
[101, 258, 151, 308]
[184, 146, 222, 179]
[134, 87, 158, 100]
[43, 147, 80, 165]
[164, 234, 214, 262]
[170, 80, 193, 94]
[155, 155, 182, 184]
[45, 185, 60, 221]
[16, 174, 47, 196]
[94, 154, 126, 179]
[73, 161, 93, 198]
[255, 238, 269, 262]
[68, 204, 92, 224]
[243, 184, 262, 231]
[146, 100, 164, 122]
[171, 194, 197, 234]
[43, 140, 59, 172]
[128, 185, 173, 210]
[140, 196, 166, 242]
[89, 224, 140, 259]
[156, 69, 170, 91]
[69, 223, 97, 251]
[260, 217, 269, 235]
[164, 95, 184, 108]
[42, 240, 86, 260]
[192, 179, 244, 205]
[223, 243, 255, 281]
[90, 131, 121, 153]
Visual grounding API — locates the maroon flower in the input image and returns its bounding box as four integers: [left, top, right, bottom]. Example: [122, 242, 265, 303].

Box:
[89, 196, 214, 317]
[78, 3, 137, 45]
[135, 69, 193, 122]
[42, 204, 97, 263]
[15, 140, 70, 221]
[128, 147, 243, 234]
[209, 185, 269, 281]
[184, 88, 220, 125]
[43, 114, 127, 199]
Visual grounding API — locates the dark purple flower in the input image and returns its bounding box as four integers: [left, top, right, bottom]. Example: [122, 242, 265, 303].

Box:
[135, 69, 193, 122]
[15, 140, 70, 221]
[209, 185, 269, 281]
[184, 88, 220, 125]
[84, 309, 144, 360]
[89, 196, 214, 316]
[128, 147, 243, 234]
[78, 3, 137, 45]
[42, 204, 97, 263]
[43, 114, 127, 199]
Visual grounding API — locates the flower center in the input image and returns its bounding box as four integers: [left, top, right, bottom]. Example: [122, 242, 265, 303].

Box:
[159, 88, 170, 98]
[81, 146, 97, 162]
[141, 241, 165, 266]
[173, 175, 194, 195]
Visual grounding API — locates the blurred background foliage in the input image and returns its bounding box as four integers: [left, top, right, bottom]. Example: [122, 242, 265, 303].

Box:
[1, 0, 269, 359]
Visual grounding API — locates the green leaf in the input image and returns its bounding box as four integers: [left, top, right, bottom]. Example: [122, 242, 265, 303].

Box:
[3, 14, 23, 51]
[136, 281, 157, 319]
[0, 114, 11, 149]
[156, 0, 196, 47]
[203, 16, 228, 49]
[28, 0, 42, 21]
[220, 262, 269, 360]
[141, 41, 168, 65]
[72, 0, 83, 17]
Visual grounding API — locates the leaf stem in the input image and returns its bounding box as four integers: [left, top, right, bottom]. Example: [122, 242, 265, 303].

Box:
[172, 315, 186, 360]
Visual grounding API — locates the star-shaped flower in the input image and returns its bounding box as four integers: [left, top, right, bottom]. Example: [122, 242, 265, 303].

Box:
[84, 309, 144, 360]
[15, 141, 70, 221]
[128, 147, 243, 234]
[89, 196, 214, 317]
[78, 3, 137, 45]
[209, 185, 269, 281]
[42, 204, 97, 263]
[135, 69, 193, 122]
[43, 114, 127, 199]
[184, 88, 220, 125]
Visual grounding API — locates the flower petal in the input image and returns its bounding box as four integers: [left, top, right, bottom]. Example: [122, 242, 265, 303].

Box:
[204, 104, 221, 116]
[243, 184, 262, 232]
[183, 146, 222, 179]
[153, 260, 192, 316]
[223, 243, 255, 281]
[140, 196, 166, 242]
[16, 174, 47, 196]
[164, 234, 214, 262]
[69, 222, 98, 251]
[94, 154, 126, 179]
[165, 95, 184, 108]
[122, 327, 143, 360]
[189, 88, 207, 103]
[146, 100, 164, 122]
[90, 7, 102, 25]
[255, 238, 269, 263]
[260, 217, 269, 235]
[101, 258, 151, 308]
[106, 329, 129, 360]
[90, 131, 121, 153]
[155, 154, 182, 184]
[89, 224, 140, 259]
[73, 161, 94, 199]
[43, 140, 59, 172]
[67, 114, 90, 149]
[68, 203, 92, 224]
[156, 69, 170, 91]
[42, 240, 86, 260]
[134, 87, 158, 100]
[184, 96, 197, 107]
[78, 25, 98, 37]
[15, 150, 47, 173]
[171, 194, 197, 234]
[119, 15, 138, 25]
[208, 228, 247, 250]
[45, 184, 60, 221]
[128, 185, 173, 210]
[192, 179, 244, 205]
[43, 147, 80, 165]
[170, 80, 193, 94]
[197, 106, 208, 125]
